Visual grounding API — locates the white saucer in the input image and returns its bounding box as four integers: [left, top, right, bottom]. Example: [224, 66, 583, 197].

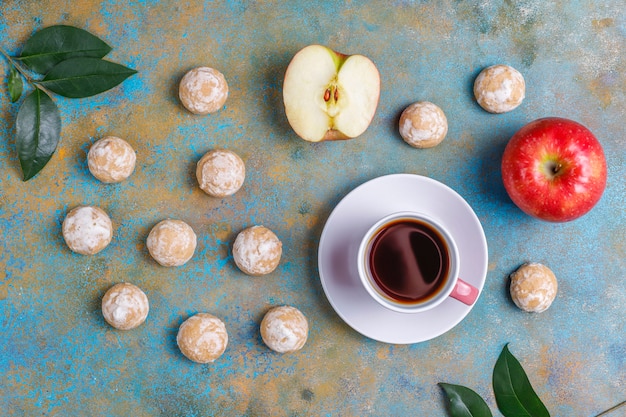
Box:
[318, 174, 488, 344]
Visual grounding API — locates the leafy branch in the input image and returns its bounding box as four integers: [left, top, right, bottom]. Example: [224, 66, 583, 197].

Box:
[440, 344, 624, 417]
[1, 25, 137, 181]
[439, 345, 549, 417]
[1, 48, 29, 100]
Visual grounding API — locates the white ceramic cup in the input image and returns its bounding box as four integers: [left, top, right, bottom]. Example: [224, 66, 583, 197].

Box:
[357, 211, 479, 314]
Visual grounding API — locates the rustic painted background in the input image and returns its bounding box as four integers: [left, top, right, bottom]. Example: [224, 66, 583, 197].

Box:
[1, 1, 624, 416]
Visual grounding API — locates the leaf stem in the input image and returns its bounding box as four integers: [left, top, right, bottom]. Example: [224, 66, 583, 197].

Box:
[0, 47, 34, 84]
[1, 48, 55, 97]
[594, 400, 626, 417]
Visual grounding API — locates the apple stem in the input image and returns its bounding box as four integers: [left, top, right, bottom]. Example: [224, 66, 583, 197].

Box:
[544, 160, 563, 179]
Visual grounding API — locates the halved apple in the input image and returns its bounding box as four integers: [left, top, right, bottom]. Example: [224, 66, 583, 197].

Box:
[283, 45, 381, 142]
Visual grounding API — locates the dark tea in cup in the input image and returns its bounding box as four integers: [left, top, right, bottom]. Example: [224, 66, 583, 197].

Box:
[357, 211, 478, 313]
[368, 218, 450, 304]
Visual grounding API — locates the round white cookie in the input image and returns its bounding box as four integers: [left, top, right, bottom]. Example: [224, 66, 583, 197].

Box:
[196, 149, 245, 197]
[474, 64, 525, 113]
[261, 306, 308, 353]
[179, 67, 229, 115]
[177, 313, 228, 363]
[510, 263, 558, 313]
[101, 283, 149, 330]
[88, 136, 136, 183]
[232, 226, 282, 276]
[62, 205, 113, 255]
[399, 101, 448, 148]
[146, 219, 197, 267]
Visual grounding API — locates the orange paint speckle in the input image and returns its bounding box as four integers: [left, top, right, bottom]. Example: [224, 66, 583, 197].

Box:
[376, 345, 391, 360]
[0, 284, 8, 300]
[588, 77, 613, 108]
[592, 18, 614, 29]
[57, 147, 68, 160]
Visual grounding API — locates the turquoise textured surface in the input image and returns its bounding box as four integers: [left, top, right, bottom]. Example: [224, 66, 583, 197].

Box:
[0, 1, 624, 416]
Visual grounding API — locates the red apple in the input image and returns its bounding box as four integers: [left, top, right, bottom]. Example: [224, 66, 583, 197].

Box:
[501, 117, 607, 222]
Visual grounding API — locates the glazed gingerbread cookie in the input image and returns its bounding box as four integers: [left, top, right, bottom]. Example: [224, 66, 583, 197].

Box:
[88, 136, 136, 183]
[177, 313, 228, 363]
[196, 149, 245, 197]
[147, 219, 197, 267]
[510, 263, 558, 312]
[179, 67, 229, 115]
[232, 226, 282, 276]
[399, 101, 448, 148]
[474, 64, 525, 113]
[62, 205, 113, 255]
[101, 283, 149, 330]
[260, 306, 309, 353]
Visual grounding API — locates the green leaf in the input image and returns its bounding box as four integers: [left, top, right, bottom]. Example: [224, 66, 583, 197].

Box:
[8, 65, 23, 102]
[493, 344, 550, 417]
[19, 25, 111, 74]
[16, 88, 61, 181]
[440, 383, 493, 417]
[38, 57, 137, 98]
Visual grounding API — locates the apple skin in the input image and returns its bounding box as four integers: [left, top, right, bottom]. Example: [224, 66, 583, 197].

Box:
[501, 117, 607, 222]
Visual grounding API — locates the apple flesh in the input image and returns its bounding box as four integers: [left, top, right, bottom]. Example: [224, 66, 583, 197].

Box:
[501, 117, 607, 222]
[283, 45, 381, 142]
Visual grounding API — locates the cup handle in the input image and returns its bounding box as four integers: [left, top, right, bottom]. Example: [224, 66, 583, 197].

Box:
[450, 278, 479, 305]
